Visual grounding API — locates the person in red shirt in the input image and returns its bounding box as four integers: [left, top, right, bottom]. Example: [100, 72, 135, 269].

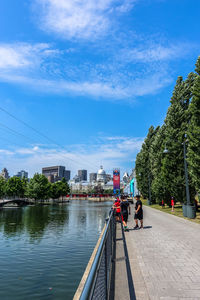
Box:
[161, 199, 164, 208]
[113, 197, 121, 221]
[171, 197, 174, 212]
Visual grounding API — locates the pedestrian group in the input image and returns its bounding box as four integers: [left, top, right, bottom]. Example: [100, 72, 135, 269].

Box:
[113, 194, 143, 231]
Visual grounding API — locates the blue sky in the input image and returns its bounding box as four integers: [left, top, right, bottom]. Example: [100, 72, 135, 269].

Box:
[0, 0, 199, 178]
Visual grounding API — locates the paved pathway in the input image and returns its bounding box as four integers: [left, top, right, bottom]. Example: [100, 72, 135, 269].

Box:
[125, 205, 200, 300]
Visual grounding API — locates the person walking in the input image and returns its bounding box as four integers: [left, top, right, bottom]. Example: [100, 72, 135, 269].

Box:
[120, 195, 130, 231]
[161, 199, 164, 208]
[134, 195, 143, 229]
[171, 196, 174, 212]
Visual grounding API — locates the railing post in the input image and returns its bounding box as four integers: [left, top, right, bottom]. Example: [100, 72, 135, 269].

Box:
[105, 239, 108, 300]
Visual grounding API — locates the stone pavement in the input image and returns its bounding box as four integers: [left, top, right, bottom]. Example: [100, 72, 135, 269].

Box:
[124, 205, 200, 300]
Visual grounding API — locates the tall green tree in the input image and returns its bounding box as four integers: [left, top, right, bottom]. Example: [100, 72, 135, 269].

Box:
[187, 57, 200, 193]
[5, 177, 24, 198]
[26, 174, 51, 201]
[135, 126, 159, 200]
[150, 125, 168, 204]
[0, 177, 6, 199]
[58, 177, 70, 199]
[160, 74, 195, 204]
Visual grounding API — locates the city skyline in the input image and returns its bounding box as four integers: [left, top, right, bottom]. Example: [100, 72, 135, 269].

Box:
[0, 0, 200, 177]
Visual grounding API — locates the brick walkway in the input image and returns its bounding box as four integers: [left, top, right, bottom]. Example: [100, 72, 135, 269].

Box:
[125, 205, 200, 300]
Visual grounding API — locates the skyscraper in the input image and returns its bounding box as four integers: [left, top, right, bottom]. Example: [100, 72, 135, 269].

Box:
[0, 168, 9, 180]
[14, 170, 28, 179]
[89, 173, 97, 183]
[78, 169, 87, 181]
[42, 166, 70, 183]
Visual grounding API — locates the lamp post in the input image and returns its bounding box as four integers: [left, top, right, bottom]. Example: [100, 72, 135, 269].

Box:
[148, 173, 151, 205]
[163, 135, 196, 219]
[183, 137, 190, 207]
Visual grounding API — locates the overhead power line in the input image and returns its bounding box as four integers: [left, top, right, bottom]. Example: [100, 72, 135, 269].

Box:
[0, 122, 38, 144]
[0, 105, 99, 170]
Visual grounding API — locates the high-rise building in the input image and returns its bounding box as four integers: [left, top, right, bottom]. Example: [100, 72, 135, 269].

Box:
[0, 168, 9, 180]
[42, 166, 70, 183]
[89, 173, 97, 183]
[78, 169, 87, 181]
[106, 174, 112, 183]
[14, 170, 28, 179]
[64, 170, 71, 181]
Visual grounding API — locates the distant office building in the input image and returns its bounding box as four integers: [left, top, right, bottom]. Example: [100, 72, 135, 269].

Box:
[106, 174, 112, 183]
[72, 175, 80, 183]
[42, 166, 70, 183]
[14, 170, 28, 179]
[64, 170, 71, 181]
[0, 168, 9, 180]
[123, 172, 129, 183]
[78, 169, 87, 181]
[89, 173, 97, 183]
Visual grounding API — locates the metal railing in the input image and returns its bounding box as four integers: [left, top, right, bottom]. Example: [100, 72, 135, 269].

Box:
[73, 209, 116, 300]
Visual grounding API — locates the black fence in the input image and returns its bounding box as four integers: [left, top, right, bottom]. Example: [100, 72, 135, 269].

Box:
[74, 209, 116, 300]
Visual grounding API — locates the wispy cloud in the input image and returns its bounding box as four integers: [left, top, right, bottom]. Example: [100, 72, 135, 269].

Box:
[0, 71, 172, 99]
[0, 136, 143, 176]
[34, 0, 137, 39]
[0, 40, 195, 100]
[120, 43, 192, 63]
[0, 43, 56, 70]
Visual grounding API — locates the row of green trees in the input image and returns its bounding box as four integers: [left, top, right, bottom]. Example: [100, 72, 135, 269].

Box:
[0, 174, 70, 201]
[135, 57, 200, 205]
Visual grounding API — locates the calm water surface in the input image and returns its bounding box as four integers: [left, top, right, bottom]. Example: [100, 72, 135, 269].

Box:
[0, 200, 112, 300]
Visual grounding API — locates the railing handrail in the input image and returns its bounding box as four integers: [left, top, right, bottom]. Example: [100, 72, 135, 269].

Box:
[73, 209, 114, 300]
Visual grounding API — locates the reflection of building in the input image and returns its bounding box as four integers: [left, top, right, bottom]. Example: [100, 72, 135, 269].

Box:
[14, 170, 28, 179]
[42, 166, 70, 183]
[0, 168, 9, 180]
[78, 170, 87, 181]
[89, 173, 97, 183]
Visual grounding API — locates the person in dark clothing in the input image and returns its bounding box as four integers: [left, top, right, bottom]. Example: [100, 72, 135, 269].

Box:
[134, 195, 143, 229]
[120, 195, 130, 231]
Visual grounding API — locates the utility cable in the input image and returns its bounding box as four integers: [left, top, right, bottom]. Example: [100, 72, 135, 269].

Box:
[0, 105, 99, 170]
[0, 122, 39, 144]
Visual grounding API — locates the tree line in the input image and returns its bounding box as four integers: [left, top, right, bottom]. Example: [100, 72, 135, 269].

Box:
[0, 174, 70, 201]
[135, 57, 200, 206]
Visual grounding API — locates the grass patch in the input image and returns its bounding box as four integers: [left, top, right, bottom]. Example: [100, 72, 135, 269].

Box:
[142, 199, 200, 224]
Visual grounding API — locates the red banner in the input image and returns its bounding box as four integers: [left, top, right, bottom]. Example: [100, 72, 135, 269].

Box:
[113, 169, 120, 193]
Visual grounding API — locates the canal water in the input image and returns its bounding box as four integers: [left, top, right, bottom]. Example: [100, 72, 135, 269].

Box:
[0, 200, 112, 300]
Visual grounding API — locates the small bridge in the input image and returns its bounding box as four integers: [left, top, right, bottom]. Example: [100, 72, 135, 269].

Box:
[0, 199, 32, 208]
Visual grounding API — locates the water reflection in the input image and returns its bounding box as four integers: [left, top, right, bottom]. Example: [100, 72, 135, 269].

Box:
[0, 200, 112, 300]
[0, 204, 69, 241]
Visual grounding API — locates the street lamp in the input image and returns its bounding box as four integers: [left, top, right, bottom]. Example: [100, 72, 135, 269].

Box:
[183, 135, 191, 207]
[163, 135, 196, 219]
[148, 173, 151, 205]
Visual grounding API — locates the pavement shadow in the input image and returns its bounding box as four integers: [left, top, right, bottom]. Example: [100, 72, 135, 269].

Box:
[128, 225, 152, 231]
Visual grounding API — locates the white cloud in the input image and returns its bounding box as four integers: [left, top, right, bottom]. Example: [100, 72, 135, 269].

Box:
[0, 136, 143, 177]
[0, 43, 57, 70]
[0, 40, 193, 100]
[0, 71, 171, 99]
[121, 43, 191, 63]
[34, 0, 137, 39]
[0, 149, 14, 155]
